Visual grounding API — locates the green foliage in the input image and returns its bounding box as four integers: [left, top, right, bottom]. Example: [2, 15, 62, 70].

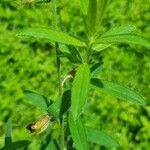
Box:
[69, 114, 88, 150]
[17, 28, 86, 47]
[86, 128, 119, 147]
[24, 90, 51, 111]
[91, 79, 146, 105]
[0, 0, 150, 149]
[71, 63, 90, 119]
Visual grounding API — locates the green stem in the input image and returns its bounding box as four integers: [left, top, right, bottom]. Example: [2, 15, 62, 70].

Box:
[52, 1, 65, 149]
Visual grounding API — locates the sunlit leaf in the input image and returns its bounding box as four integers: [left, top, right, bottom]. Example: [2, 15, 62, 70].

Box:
[91, 78, 146, 105]
[17, 28, 86, 47]
[92, 43, 112, 52]
[71, 63, 90, 119]
[87, 0, 97, 34]
[101, 25, 136, 37]
[96, 34, 150, 47]
[86, 128, 119, 147]
[80, 0, 89, 15]
[69, 113, 88, 150]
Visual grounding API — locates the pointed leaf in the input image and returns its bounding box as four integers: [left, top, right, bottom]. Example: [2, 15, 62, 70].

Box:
[90, 62, 103, 78]
[96, 34, 150, 47]
[92, 43, 112, 52]
[71, 63, 90, 119]
[91, 79, 146, 105]
[80, 0, 89, 15]
[97, 0, 109, 23]
[101, 25, 136, 37]
[24, 90, 51, 111]
[86, 128, 119, 147]
[87, 0, 97, 34]
[61, 45, 82, 64]
[35, 0, 51, 3]
[17, 28, 86, 47]
[69, 113, 88, 150]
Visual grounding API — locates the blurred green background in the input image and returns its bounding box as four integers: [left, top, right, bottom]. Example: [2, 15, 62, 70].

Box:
[0, 0, 150, 149]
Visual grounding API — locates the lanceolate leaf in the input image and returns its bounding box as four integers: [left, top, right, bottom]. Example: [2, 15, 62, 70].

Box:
[86, 128, 119, 147]
[71, 63, 90, 119]
[80, 0, 89, 15]
[87, 0, 97, 34]
[96, 34, 150, 47]
[101, 25, 136, 37]
[24, 90, 51, 111]
[91, 79, 146, 105]
[93, 25, 136, 51]
[17, 28, 86, 47]
[96, 0, 109, 27]
[69, 114, 88, 150]
[92, 43, 112, 52]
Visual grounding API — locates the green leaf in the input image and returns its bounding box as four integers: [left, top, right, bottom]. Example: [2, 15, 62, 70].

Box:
[92, 25, 136, 51]
[17, 28, 86, 47]
[92, 43, 112, 52]
[35, 0, 51, 3]
[86, 128, 119, 147]
[5, 120, 12, 146]
[45, 141, 57, 150]
[87, 0, 97, 34]
[96, 0, 109, 27]
[47, 99, 60, 118]
[96, 34, 150, 47]
[24, 90, 51, 111]
[80, 0, 89, 15]
[61, 45, 82, 64]
[71, 63, 90, 119]
[69, 113, 88, 150]
[1, 140, 31, 150]
[91, 79, 146, 105]
[101, 25, 136, 37]
[90, 62, 103, 78]
[59, 90, 71, 118]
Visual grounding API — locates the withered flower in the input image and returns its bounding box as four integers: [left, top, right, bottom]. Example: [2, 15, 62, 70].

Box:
[26, 114, 51, 134]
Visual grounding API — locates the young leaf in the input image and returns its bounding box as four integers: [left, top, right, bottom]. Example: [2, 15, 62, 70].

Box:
[24, 90, 51, 111]
[96, 0, 109, 27]
[5, 120, 12, 146]
[92, 43, 112, 52]
[87, 0, 97, 34]
[59, 90, 71, 118]
[80, 0, 89, 15]
[96, 34, 150, 47]
[61, 45, 82, 64]
[17, 28, 86, 47]
[71, 63, 90, 119]
[91, 78, 146, 105]
[47, 99, 60, 118]
[69, 113, 88, 150]
[35, 0, 51, 3]
[101, 25, 136, 37]
[91, 62, 103, 78]
[86, 128, 119, 147]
